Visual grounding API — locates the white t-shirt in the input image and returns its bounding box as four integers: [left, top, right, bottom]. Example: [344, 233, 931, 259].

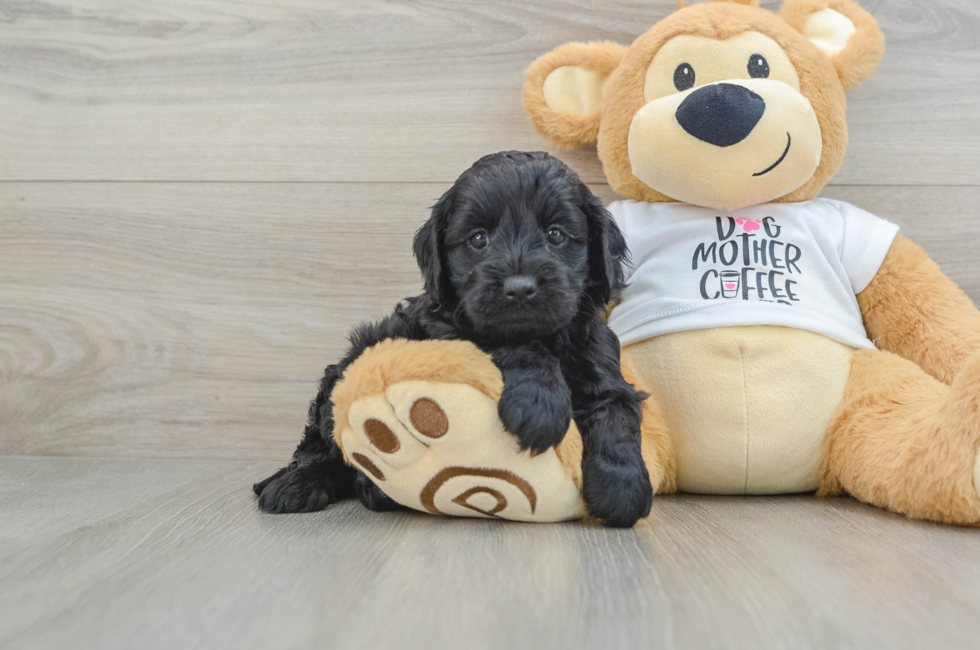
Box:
[606, 198, 900, 350]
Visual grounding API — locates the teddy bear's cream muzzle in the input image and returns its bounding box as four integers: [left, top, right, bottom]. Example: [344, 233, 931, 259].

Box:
[628, 78, 823, 211]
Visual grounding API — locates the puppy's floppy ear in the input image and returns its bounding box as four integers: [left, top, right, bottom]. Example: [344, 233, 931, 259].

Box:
[523, 41, 627, 149]
[780, 0, 885, 91]
[414, 189, 455, 307]
[583, 192, 628, 307]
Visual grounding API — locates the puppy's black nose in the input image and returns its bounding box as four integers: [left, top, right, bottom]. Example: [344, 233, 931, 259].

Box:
[675, 83, 765, 148]
[503, 276, 538, 302]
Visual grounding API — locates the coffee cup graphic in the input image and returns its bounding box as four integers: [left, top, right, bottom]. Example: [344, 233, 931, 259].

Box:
[720, 270, 740, 298]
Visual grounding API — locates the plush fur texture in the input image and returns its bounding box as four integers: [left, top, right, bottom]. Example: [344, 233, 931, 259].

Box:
[522, 0, 884, 207]
[332, 341, 588, 522]
[623, 326, 852, 495]
[257, 0, 980, 527]
[523, 41, 627, 150]
[857, 234, 980, 386]
[830, 233, 980, 525]
[600, 2, 849, 206]
[621, 357, 677, 495]
[517, 0, 980, 526]
[780, 0, 885, 91]
[331, 339, 507, 443]
[254, 152, 653, 527]
[821, 348, 980, 526]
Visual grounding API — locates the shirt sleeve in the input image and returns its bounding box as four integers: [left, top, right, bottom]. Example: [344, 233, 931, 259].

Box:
[837, 200, 900, 294]
[605, 201, 636, 283]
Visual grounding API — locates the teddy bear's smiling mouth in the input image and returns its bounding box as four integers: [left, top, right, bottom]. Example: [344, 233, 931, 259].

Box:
[753, 132, 792, 177]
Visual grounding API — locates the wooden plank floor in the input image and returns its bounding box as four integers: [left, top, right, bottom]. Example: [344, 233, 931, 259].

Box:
[2, 456, 980, 650]
[2, 0, 979, 185]
[4, 183, 980, 460]
[2, 1, 980, 648]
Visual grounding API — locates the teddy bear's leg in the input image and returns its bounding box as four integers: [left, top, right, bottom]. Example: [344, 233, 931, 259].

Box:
[820, 348, 980, 525]
[621, 357, 677, 496]
[330, 338, 677, 523]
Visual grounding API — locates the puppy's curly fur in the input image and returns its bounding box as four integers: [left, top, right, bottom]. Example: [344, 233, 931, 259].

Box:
[254, 151, 653, 527]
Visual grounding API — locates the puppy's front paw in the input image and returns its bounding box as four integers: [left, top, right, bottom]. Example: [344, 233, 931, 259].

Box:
[353, 472, 402, 512]
[581, 454, 653, 528]
[254, 463, 354, 514]
[497, 383, 572, 455]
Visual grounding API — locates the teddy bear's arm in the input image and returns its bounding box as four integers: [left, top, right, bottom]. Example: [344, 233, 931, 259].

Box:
[857, 233, 980, 384]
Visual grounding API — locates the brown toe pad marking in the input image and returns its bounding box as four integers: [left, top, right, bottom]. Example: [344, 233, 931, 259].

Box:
[410, 398, 449, 438]
[364, 418, 400, 453]
[353, 453, 385, 481]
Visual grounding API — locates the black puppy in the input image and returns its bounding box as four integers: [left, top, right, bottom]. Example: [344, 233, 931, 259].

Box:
[253, 151, 653, 527]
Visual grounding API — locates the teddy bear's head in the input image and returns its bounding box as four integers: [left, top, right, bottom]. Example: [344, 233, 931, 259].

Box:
[523, 0, 884, 211]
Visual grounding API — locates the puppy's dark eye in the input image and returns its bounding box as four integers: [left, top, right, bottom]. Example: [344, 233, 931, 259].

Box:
[748, 54, 770, 79]
[469, 230, 489, 250]
[674, 63, 695, 91]
[547, 226, 566, 246]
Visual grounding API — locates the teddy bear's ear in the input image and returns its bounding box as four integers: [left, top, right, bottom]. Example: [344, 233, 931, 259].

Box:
[780, 0, 885, 91]
[523, 41, 627, 149]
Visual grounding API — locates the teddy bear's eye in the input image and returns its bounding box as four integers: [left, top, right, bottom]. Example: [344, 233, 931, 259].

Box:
[673, 63, 696, 91]
[748, 54, 770, 79]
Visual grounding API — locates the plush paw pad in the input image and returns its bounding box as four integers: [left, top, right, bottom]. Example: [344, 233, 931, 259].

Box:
[337, 380, 584, 522]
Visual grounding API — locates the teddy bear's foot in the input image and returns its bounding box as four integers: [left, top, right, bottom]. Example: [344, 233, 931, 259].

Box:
[823, 348, 980, 525]
[330, 340, 586, 522]
[974, 445, 980, 503]
[338, 381, 585, 521]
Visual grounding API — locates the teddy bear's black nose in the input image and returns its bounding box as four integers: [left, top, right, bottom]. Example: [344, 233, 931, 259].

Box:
[675, 83, 766, 148]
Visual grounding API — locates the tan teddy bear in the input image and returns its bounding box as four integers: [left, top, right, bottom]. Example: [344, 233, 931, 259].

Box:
[330, 0, 980, 526]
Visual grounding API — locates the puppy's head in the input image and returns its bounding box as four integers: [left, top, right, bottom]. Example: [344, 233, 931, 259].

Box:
[414, 151, 626, 343]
